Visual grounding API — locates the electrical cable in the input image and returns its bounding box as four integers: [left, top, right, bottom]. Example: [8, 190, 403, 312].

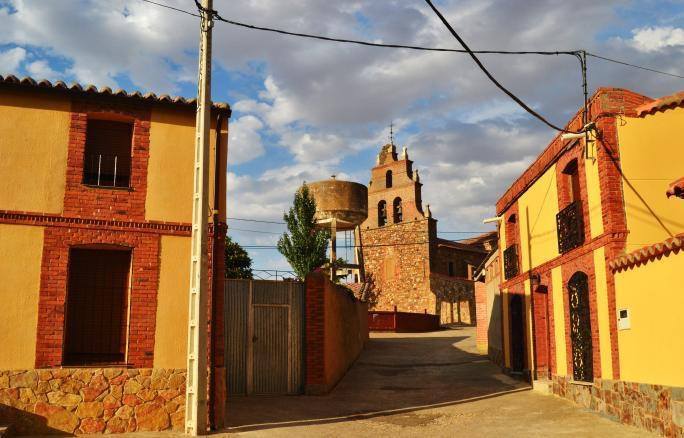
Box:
[139, 0, 684, 83]
[139, 0, 199, 17]
[422, 0, 577, 133]
[586, 52, 684, 80]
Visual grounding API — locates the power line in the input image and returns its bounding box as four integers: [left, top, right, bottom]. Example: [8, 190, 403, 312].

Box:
[586, 52, 684, 80]
[139, 0, 199, 17]
[139, 0, 684, 83]
[227, 216, 286, 225]
[227, 227, 281, 235]
[422, 0, 576, 133]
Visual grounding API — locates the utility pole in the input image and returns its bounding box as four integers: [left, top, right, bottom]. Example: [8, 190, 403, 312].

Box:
[185, 0, 213, 435]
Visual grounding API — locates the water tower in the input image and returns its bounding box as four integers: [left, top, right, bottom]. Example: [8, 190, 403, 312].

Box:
[308, 176, 368, 281]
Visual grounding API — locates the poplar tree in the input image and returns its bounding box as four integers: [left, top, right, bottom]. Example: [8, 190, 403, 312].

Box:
[277, 183, 330, 279]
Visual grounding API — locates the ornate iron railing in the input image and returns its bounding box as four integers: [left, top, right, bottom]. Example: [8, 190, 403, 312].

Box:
[503, 245, 519, 280]
[557, 200, 585, 254]
[568, 272, 593, 382]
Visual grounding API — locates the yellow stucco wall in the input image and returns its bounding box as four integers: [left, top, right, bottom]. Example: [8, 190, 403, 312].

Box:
[146, 108, 227, 223]
[0, 224, 44, 369]
[153, 235, 191, 368]
[0, 90, 70, 214]
[615, 251, 684, 387]
[592, 247, 613, 379]
[584, 137, 604, 238]
[517, 166, 560, 272]
[618, 109, 684, 251]
[551, 266, 567, 376]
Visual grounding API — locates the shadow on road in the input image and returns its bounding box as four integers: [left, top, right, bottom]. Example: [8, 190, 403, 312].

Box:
[223, 327, 530, 433]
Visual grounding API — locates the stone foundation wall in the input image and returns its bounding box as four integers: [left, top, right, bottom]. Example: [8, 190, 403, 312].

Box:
[0, 368, 186, 435]
[552, 375, 684, 437]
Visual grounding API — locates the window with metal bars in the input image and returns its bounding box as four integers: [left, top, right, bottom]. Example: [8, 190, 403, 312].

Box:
[63, 248, 131, 365]
[503, 245, 519, 280]
[83, 119, 133, 188]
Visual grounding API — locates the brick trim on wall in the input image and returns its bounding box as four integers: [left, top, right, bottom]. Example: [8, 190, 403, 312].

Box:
[35, 227, 160, 368]
[560, 252, 601, 380]
[304, 273, 325, 394]
[63, 99, 151, 221]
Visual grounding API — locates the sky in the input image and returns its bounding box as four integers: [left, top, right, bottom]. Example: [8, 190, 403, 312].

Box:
[1, 0, 683, 272]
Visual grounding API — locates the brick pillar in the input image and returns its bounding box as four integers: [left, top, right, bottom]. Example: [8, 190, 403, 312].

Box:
[475, 282, 487, 353]
[305, 272, 326, 394]
[208, 222, 227, 429]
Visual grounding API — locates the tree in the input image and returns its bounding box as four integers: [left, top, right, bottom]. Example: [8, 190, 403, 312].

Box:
[277, 183, 330, 279]
[225, 235, 253, 279]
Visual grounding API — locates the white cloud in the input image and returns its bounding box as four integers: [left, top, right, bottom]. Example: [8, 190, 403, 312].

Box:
[630, 26, 684, 52]
[0, 47, 26, 72]
[228, 115, 265, 165]
[26, 59, 60, 80]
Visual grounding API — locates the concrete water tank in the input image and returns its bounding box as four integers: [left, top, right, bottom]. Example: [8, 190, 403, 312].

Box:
[308, 177, 368, 230]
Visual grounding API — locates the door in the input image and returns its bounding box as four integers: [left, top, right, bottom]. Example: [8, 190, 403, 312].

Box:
[225, 279, 304, 395]
[532, 289, 550, 377]
[568, 272, 593, 382]
[252, 305, 289, 394]
[509, 294, 525, 373]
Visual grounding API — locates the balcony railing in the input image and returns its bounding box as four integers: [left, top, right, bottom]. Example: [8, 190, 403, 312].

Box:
[503, 244, 519, 280]
[83, 154, 130, 188]
[557, 200, 585, 254]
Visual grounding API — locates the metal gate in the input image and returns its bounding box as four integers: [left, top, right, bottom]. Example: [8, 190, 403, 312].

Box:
[225, 279, 305, 395]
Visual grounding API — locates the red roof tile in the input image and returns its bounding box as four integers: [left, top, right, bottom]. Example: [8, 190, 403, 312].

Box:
[609, 234, 683, 272]
[636, 91, 684, 117]
[0, 74, 231, 112]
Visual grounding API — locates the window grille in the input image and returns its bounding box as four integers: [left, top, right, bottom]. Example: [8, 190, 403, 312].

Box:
[503, 245, 518, 280]
[557, 200, 585, 253]
[83, 119, 133, 188]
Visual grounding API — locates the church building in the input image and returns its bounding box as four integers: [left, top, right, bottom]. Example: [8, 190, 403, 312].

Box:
[360, 142, 495, 324]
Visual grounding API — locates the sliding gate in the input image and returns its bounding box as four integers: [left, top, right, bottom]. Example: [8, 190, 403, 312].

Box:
[225, 279, 305, 395]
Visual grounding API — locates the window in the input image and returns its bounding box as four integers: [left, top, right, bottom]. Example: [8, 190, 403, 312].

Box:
[64, 248, 131, 365]
[393, 197, 403, 223]
[83, 119, 133, 188]
[385, 170, 393, 188]
[448, 261, 454, 276]
[378, 200, 387, 226]
[563, 159, 581, 203]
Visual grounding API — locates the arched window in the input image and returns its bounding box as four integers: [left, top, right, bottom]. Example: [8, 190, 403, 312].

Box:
[568, 271, 593, 382]
[378, 200, 387, 226]
[393, 197, 403, 223]
[385, 170, 393, 188]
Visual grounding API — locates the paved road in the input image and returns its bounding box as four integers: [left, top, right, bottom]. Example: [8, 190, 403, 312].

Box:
[96, 327, 651, 437]
[220, 326, 652, 437]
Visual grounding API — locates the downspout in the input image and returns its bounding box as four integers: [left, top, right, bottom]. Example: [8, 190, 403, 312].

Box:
[209, 111, 225, 430]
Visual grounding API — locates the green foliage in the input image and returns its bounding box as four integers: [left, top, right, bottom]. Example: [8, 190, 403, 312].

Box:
[225, 235, 253, 279]
[277, 183, 330, 279]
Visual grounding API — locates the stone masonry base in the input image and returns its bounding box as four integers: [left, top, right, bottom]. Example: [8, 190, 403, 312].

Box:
[0, 368, 185, 435]
[552, 375, 684, 437]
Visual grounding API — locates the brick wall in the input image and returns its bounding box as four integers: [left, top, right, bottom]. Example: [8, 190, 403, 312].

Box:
[475, 281, 487, 352]
[304, 273, 368, 395]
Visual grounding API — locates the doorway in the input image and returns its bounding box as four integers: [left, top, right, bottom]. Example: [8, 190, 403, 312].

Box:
[509, 294, 525, 373]
[64, 248, 131, 365]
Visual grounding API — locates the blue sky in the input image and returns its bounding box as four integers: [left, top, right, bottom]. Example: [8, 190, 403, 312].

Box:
[1, 0, 683, 272]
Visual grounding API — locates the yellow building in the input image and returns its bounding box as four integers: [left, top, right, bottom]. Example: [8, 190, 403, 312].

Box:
[493, 87, 684, 436]
[0, 75, 230, 434]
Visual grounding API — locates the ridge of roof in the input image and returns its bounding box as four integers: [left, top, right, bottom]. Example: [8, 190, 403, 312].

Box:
[0, 74, 231, 113]
[436, 237, 488, 253]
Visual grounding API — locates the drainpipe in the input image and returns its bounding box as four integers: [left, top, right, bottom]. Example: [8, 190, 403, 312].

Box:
[209, 112, 225, 430]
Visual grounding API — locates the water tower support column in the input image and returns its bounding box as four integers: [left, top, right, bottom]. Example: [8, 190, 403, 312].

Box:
[330, 217, 337, 280]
